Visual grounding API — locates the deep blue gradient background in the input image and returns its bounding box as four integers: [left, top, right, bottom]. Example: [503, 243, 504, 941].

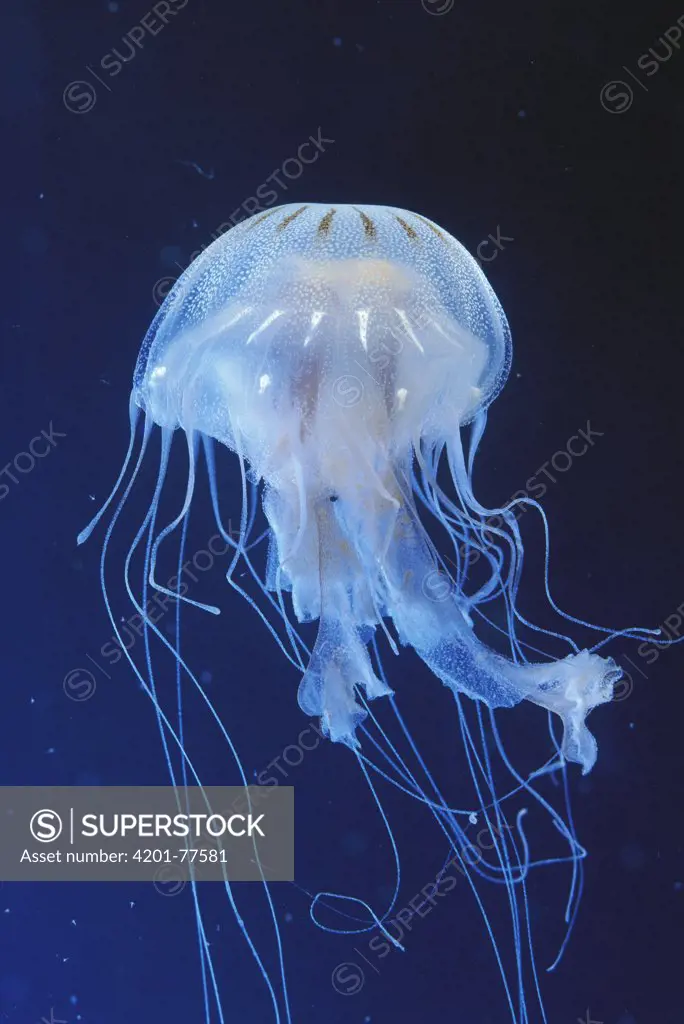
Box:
[2, 1, 684, 1021]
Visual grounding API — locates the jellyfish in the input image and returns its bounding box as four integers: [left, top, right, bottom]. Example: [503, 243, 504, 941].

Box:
[79, 203, 656, 1023]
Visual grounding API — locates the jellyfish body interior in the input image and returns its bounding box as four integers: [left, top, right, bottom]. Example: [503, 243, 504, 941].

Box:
[80, 202, 655, 1023]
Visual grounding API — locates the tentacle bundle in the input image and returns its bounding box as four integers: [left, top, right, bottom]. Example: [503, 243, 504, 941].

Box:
[263, 433, 620, 773]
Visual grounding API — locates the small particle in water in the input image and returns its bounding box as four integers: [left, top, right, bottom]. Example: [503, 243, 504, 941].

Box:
[517, 109, 526, 119]
[176, 160, 215, 180]
[284, 912, 293, 923]
[333, 37, 342, 47]
[469, 812, 478, 825]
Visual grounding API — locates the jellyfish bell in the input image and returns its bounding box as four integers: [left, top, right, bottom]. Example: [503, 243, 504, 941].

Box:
[137, 204, 508, 449]
[127, 202, 620, 772]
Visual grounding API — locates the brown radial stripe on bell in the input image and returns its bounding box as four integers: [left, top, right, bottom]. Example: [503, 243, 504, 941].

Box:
[276, 205, 309, 231]
[354, 207, 377, 239]
[395, 215, 419, 240]
[317, 208, 337, 235]
[247, 208, 282, 229]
